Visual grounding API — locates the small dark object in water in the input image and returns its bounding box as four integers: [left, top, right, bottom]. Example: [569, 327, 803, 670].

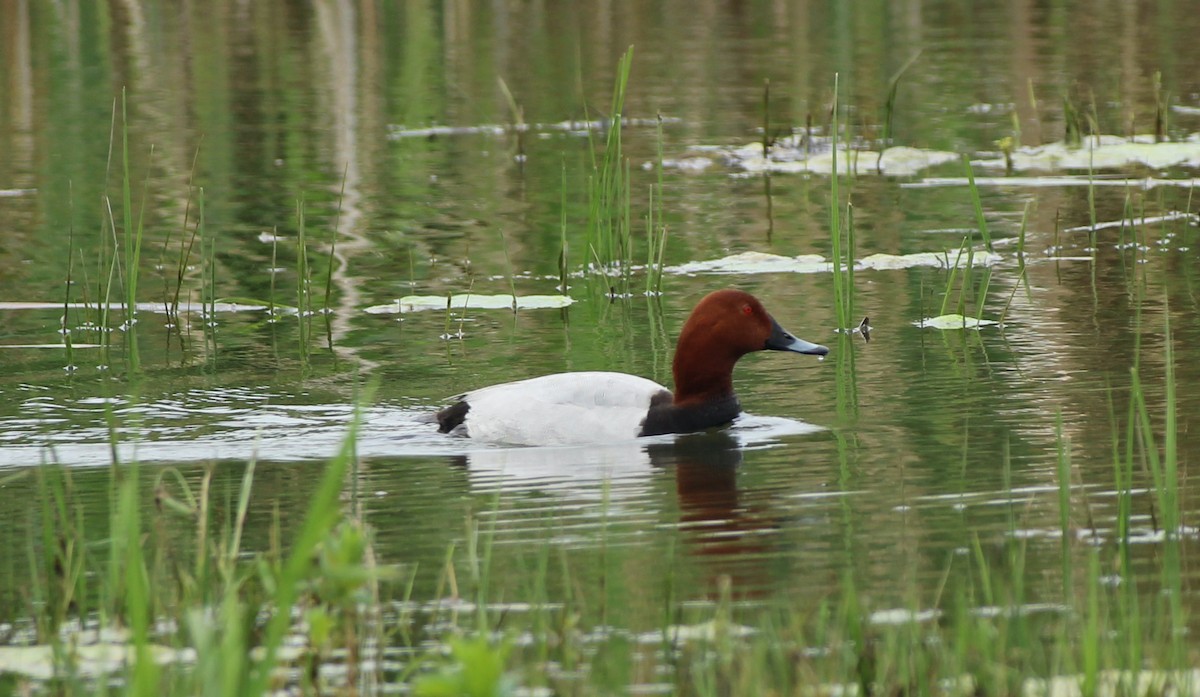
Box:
[858, 316, 871, 343]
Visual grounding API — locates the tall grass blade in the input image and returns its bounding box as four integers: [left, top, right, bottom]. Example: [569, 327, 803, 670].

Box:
[881, 51, 921, 146]
[246, 384, 375, 696]
[585, 46, 635, 289]
[962, 155, 993, 252]
[64, 181, 76, 371]
[559, 159, 569, 293]
[830, 73, 846, 330]
[296, 196, 310, 362]
[162, 141, 202, 324]
[121, 89, 144, 369]
[1054, 411, 1072, 601]
[939, 238, 968, 317]
[269, 226, 279, 320]
[121, 88, 137, 324]
[323, 163, 349, 315]
[845, 202, 855, 324]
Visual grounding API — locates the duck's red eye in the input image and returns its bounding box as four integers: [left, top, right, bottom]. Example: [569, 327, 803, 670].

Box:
[741, 305, 753, 316]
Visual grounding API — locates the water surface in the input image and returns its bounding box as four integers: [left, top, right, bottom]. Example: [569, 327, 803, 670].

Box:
[2, 0, 1200, 685]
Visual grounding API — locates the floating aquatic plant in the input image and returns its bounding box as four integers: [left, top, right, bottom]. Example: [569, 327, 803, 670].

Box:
[363, 294, 574, 314]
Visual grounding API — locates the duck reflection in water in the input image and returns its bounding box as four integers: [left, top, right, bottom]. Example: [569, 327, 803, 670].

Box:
[649, 432, 788, 597]
[451, 429, 805, 597]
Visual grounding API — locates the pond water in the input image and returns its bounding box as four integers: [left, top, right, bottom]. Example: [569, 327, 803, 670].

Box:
[2, 0, 1200, 689]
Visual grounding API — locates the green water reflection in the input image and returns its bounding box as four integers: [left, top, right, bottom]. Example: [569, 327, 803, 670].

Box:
[2, 0, 1200, 672]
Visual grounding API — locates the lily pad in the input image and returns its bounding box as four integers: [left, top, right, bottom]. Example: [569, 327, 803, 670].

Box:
[858, 251, 1003, 270]
[0, 643, 191, 680]
[637, 619, 757, 645]
[1025, 670, 1200, 697]
[651, 156, 715, 172]
[719, 141, 959, 177]
[668, 250, 1002, 276]
[0, 343, 104, 349]
[975, 134, 1200, 171]
[0, 301, 270, 314]
[669, 252, 831, 275]
[1061, 211, 1198, 234]
[916, 314, 1000, 330]
[387, 116, 680, 140]
[868, 608, 943, 625]
[904, 176, 1200, 190]
[364, 294, 574, 314]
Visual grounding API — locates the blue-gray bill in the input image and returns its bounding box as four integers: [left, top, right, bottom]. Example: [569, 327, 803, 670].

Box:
[766, 317, 829, 356]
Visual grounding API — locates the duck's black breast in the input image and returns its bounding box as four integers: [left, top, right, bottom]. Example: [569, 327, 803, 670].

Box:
[638, 394, 741, 437]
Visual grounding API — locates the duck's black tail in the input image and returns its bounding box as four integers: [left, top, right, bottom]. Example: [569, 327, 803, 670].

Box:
[436, 401, 470, 433]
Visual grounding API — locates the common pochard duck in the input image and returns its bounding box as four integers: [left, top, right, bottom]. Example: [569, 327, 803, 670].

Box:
[436, 289, 829, 445]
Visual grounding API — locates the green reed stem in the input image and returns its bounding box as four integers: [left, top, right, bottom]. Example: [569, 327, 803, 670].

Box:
[200, 188, 211, 319]
[762, 78, 771, 157]
[974, 266, 992, 321]
[1110, 382, 1144, 676]
[296, 196, 310, 359]
[963, 155, 993, 252]
[162, 142, 201, 322]
[101, 200, 119, 362]
[559, 159, 569, 293]
[652, 113, 668, 297]
[498, 228, 517, 310]
[1054, 411, 1072, 601]
[1063, 94, 1082, 147]
[845, 202, 856, 323]
[939, 238, 968, 317]
[1162, 297, 1177, 532]
[121, 89, 138, 324]
[269, 227, 279, 320]
[623, 157, 632, 287]
[998, 202, 1033, 324]
[830, 73, 846, 330]
[121, 90, 145, 369]
[1160, 296, 1185, 663]
[323, 164, 349, 315]
[882, 51, 921, 146]
[173, 195, 202, 321]
[1081, 549, 1101, 696]
[1153, 71, 1167, 141]
[645, 185, 655, 294]
[64, 181, 76, 370]
[1087, 146, 1098, 315]
[585, 45, 634, 283]
[246, 386, 373, 696]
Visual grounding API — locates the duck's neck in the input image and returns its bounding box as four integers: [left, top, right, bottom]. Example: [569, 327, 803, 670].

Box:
[671, 333, 741, 406]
